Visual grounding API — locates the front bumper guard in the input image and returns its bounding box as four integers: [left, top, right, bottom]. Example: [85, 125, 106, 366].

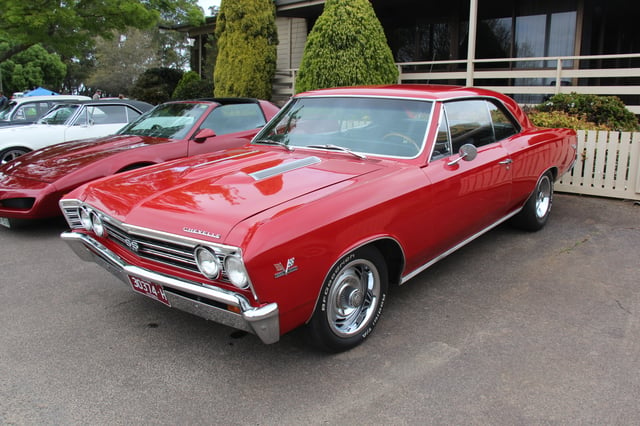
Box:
[60, 231, 280, 344]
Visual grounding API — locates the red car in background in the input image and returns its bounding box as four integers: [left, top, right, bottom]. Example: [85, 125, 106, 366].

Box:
[0, 98, 279, 228]
[59, 85, 577, 351]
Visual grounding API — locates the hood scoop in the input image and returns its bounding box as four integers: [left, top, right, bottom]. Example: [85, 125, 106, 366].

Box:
[249, 156, 321, 181]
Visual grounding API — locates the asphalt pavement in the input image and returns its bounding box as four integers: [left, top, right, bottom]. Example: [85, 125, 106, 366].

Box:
[1, 193, 639, 424]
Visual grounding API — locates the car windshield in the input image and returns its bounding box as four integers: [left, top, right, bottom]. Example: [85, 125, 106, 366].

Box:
[254, 96, 434, 158]
[117, 102, 210, 139]
[38, 104, 79, 125]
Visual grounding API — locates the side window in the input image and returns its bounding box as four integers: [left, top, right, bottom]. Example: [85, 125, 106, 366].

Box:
[200, 103, 266, 135]
[430, 112, 452, 160]
[88, 105, 128, 124]
[443, 100, 495, 152]
[124, 106, 142, 122]
[487, 101, 518, 140]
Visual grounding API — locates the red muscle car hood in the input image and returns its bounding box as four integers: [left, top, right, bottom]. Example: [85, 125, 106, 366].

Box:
[6, 135, 168, 183]
[73, 148, 383, 242]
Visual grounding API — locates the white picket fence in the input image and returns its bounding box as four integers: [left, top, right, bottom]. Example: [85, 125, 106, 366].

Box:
[556, 130, 640, 201]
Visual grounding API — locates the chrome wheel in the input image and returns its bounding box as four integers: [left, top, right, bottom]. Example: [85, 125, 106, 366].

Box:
[326, 258, 381, 337]
[0, 148, 29, 165]
[308, 246, 388, 352]
[535, 174, 552, 219]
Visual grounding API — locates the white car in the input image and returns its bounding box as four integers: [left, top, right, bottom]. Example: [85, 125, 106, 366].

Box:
[0, 95, 91, 127]
[0, 99, 153, 164]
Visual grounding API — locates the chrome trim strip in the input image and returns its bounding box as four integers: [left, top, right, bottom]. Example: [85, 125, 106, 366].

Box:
[401, 209, 522, 284]
[248, 156, 321, 180]
[60, 231, 280, 344]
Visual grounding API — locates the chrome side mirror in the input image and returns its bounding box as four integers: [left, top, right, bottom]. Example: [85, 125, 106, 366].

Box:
[447, 143, 478, 166]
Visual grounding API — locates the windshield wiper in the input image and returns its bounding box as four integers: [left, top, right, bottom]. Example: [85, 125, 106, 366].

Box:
[255, 139, 294, 151]
[306, 144, 367, 160]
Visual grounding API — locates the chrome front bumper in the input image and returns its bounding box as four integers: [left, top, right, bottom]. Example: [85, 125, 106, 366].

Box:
[60, 231, 280, 344]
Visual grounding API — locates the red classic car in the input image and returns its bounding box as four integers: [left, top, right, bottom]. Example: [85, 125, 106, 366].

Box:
[0, 98, 279, 228]
[59, 85, 577, 351]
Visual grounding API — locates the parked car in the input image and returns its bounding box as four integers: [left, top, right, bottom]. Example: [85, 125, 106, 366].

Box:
[0, 98, 279, 227]
[59, 85, 577, 351]
[0, 95, 91, 128]
[0, 99, 153, 164]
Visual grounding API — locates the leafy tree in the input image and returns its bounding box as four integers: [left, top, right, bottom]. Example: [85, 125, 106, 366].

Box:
[88, 29, 162, 97]
[0, 44, 66, 94]
[130, 67, 184, 105]
[0, 0, 204, 63]
[214, 0, 277, 99]
[295, 0, 399, 93]
[173, 71, 214, 99]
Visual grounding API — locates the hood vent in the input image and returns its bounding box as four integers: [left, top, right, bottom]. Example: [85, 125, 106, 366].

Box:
[249, 156, 321, 181]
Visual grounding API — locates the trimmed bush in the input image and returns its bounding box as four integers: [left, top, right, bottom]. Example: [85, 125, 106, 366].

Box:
[214, 0, 277, 99]
[536, 93, 639, 131]
[295, 0, 399, 93]
[172, 71, 214, 100]
[528, 110, 609, 131]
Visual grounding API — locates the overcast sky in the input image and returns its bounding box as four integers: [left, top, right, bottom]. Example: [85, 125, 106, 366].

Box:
[198, 0, 221, 15]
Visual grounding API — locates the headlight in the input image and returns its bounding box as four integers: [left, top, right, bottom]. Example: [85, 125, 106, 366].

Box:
[225, 256, 249, 289]
[79, 206, 93, 231]
[194, 246, 221, 279]
[90, 211, 105, 237]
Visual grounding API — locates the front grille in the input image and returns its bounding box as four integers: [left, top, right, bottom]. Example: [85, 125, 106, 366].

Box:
[104, 220, 200, 273]
[60, 199, 243, 285]
[1, 197, 35, 210]
[61, 204, 82, 228]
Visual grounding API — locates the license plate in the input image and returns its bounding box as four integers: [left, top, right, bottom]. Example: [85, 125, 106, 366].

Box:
[128, 276, 170, 306]
[0, 217, 11, 228]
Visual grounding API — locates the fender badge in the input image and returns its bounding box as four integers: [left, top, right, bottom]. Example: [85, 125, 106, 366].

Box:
[183, 227, 221, 239]
[274, 258, 298, 278]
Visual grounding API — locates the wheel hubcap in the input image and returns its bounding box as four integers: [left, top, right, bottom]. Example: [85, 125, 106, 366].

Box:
[327, 259, 380, 337]
[535, 176, 551, 219]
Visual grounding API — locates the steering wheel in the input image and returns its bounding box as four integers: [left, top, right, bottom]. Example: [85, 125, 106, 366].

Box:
[150, 124, 163, 131]
[383, 132, 420, 151]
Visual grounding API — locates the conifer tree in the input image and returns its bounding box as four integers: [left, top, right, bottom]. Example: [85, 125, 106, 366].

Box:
[295, 0, 399, 93]
[214, 0, 278, 99]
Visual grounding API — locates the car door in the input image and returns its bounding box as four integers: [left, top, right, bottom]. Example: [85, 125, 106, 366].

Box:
[187, 103, 268, 156]
[420, 100, 514, 256]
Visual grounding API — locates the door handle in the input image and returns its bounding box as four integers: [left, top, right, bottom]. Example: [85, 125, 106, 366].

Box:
[499, 159, 513, 165]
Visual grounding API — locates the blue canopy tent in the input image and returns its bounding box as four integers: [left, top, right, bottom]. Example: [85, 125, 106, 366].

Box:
[24, 87, 59, 96]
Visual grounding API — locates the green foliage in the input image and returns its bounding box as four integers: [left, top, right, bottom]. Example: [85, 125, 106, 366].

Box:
[0, 0, 204, 66]
[0, 44, 66, 94]
[214, 0, 278, 99]
[295, 0, 399, 93]
[528, 110, 609, 131]
[130, 67, 184, 105]
[172, 71, 214, 99]
[536, 93, 640, 131]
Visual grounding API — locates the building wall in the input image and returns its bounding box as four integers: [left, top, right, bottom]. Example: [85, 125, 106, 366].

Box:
[276, 17, 307, 70]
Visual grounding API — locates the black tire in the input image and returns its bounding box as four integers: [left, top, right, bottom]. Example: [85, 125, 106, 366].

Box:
[0, 147, 29, 165]
[511, 171, 554, 231]
[307, 246, 388, 352]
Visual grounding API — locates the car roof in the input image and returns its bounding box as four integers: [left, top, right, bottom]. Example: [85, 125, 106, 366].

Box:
[296, 84, 512, 102]
[186, 98, 261, 105]
[63, 99, 154, 111]
[10, 95, 91, 103]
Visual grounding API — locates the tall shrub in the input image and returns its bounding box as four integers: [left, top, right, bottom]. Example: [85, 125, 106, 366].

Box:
[295, 0, 399, 93]
[213, 0, 277, 99]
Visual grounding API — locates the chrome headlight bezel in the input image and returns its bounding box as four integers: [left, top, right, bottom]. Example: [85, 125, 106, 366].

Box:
[90, 211, 105, 237]
[79, 206, 93, 231]
[194, 246, 222, 279]
[224, 256, 250, 289]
